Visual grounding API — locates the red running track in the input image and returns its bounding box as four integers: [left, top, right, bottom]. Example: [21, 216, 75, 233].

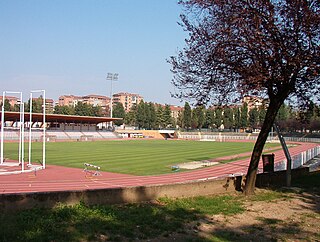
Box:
[0, 142, 318, 194]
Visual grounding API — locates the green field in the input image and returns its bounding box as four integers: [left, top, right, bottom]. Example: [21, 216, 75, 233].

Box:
[3, 140, 279, 175]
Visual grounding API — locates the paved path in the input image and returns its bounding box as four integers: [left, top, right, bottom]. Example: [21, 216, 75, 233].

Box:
[0, 142, 318, 194]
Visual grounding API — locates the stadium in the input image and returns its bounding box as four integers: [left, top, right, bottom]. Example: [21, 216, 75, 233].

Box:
[1, 109, 319, 207]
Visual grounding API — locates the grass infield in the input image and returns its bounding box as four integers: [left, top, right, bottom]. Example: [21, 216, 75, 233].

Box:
[3, 139, 279, 175]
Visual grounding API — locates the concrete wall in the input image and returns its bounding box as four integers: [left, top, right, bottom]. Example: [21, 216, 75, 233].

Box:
[0, 167, 311, 213]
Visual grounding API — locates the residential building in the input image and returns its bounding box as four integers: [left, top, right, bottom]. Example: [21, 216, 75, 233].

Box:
[0, 95, 19, 107]
[58, 94, 110, 115]
[169, 105, 183, 121]
[243, 96, 268, 111]
[82, 94, 110, 108]
[58, 95, 83, 107]
[112, 92, 143, 112]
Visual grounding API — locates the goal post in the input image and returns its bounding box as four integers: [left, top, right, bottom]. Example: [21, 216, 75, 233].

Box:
[28, 90, 46, 169]
[0, 91, 24, 169]
[0, 89, 46, 174]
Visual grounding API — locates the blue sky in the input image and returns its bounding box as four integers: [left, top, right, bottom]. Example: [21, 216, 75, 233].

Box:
[0, 0, 186, 105]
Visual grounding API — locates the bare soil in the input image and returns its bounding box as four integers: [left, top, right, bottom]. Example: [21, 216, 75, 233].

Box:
[148, 189, 320, 242]
[196, 190, 320, 241]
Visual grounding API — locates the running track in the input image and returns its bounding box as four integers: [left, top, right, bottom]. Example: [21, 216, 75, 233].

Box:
[0, 142, 318, 194]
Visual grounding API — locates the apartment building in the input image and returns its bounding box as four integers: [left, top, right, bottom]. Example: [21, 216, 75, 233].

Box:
[82, 94, 110, 107]
[59, 94, 110, 106]
[112, 92, 143, 112]
[170, 105, 183, 121]
[0, 95, 19, 107]
[58, 94, 111, 115]
[58, 95, 83, 107]
[243, 96, 268, 111]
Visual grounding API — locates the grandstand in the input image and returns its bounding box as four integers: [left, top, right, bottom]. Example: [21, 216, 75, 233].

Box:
[0, 111, 121, 142]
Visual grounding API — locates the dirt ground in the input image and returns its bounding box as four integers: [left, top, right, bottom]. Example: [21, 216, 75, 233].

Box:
[196, 190, 320, 241]
[151, 188, 320, 242]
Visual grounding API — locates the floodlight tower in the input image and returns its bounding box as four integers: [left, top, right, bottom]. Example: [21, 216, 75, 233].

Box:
[106, 72, 118, 127]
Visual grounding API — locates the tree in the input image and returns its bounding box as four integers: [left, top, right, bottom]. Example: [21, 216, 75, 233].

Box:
[163, 104, 173, 128]
[233, 107, 241, 131]
[136, 101, 146, 129]
[176, 110, 183, 128]
[169, 0, 320, 195]
[258, 105, 267, 127]
[92, 106, 102, 117]
[156, 105, 165, 129]
[223, 106, 234, 130]
[147, 102, 157, 129]
[112, 102, 125, 126]
[240, 103, 248, 129]
[191, 108, 198, 129]
[25, 98, 44, 113]
[195, 105, 205, 129]
[3, 99, 11, 111]
[74, 102, 93, 116]
[125, 104, 137, 126]
[249, 108, 259, 130]
[205, 108, 215, 129]
[276, 104, 290, 122]
[182, 102, 192, 130]
[214, 108, 223, 130]
[54, 105, 74, 115]
[309, 117, 320, 133]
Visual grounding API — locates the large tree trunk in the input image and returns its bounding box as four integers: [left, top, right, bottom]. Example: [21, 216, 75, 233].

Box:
[244, 98, 284, 195]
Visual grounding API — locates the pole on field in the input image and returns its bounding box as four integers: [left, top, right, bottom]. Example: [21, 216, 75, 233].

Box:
[21, 102, 25, 171]
[42, 90, 46, 169]
[0, 91, 5, 164]
[18, 92, 23, 165]
[28, 92, 33, 166]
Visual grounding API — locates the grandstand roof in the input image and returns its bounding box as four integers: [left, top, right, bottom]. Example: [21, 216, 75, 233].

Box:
[0, 111, 121, 124]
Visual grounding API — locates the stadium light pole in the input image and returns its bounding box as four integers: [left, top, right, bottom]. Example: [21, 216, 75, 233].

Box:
[106, 73, 118, 127]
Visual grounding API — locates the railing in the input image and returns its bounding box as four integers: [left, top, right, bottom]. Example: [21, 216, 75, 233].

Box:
[274, 146, 320, 171]
[283, 137, 320, 143]
[179, 134, 275, 142]
[178, 132, 320, 143]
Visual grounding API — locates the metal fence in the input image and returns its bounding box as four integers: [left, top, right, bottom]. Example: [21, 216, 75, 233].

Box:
[179, 133, 275, 142]
[178, 132, 320, 143]
[275, 146, 320, 171]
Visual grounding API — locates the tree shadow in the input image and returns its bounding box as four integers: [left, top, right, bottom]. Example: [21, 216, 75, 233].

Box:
[0, 199, 203, 241]
[200, 215, 319, 241]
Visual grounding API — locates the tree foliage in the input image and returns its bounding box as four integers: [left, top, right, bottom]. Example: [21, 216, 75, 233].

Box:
[183, 102, 192, 130]
[170, 0, 320, 195]
[3, 99, 11, 111]
[113, 102, 125, 126]
[54, 105, 74, 115]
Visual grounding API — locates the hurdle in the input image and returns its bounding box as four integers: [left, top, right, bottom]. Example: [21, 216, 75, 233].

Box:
[83, 163, 101, 176]
[171, 165, 180, 172]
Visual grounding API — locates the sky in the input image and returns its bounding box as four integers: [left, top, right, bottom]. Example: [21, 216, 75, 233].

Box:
[0, 0, 187, 105]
